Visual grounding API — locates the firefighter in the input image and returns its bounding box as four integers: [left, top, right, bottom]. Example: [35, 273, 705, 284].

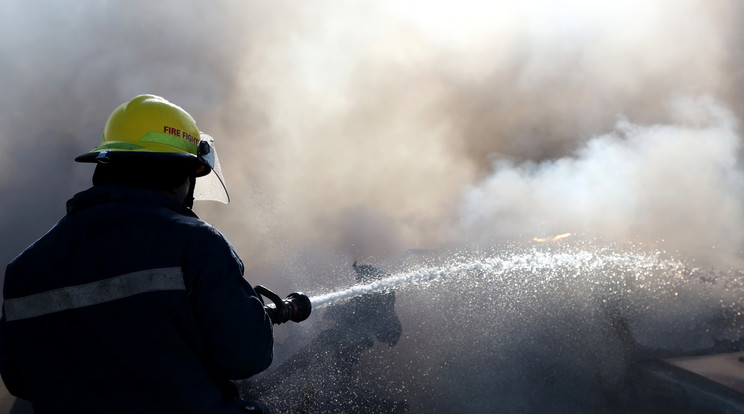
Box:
[0, 95, 274, 413]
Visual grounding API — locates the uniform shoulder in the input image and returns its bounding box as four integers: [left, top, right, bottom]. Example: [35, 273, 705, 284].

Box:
[179, 217, 241, 261]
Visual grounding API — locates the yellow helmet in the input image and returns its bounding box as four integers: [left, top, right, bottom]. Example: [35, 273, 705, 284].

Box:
[76, 94, 229, 203]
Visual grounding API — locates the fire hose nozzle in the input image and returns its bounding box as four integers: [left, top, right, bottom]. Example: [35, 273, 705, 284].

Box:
[254, 285, 312, 325]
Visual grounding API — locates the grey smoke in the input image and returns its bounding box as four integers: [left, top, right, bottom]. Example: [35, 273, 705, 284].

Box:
[458, 96, 744, 265]
[3, 0, 744, 411]
[2, 1, 744, 282]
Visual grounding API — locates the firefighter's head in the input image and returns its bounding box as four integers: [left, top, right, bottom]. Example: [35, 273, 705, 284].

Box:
[75, 94, 229, 208]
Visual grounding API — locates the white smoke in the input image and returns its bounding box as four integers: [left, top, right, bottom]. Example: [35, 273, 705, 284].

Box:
[457, 96, 744, 266]
[3, 1, 744, 412]
[2, 1, 743, 282]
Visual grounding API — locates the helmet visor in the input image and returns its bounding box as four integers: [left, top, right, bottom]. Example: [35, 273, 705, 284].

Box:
[194, 134, 230, 204]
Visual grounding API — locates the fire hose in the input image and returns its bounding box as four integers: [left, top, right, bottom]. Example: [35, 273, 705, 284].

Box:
[254, 285, 312, 325]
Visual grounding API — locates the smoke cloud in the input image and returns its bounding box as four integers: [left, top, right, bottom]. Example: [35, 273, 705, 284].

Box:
[2, 0, 744, 283]
[3, 0, 744, 411]
[458, 96, 744, 264]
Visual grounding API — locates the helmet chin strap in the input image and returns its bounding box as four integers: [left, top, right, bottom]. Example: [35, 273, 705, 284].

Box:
[184, 174, 197, 209]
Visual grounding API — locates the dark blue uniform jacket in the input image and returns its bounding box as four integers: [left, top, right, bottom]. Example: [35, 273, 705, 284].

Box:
[0, 184, 274, 413]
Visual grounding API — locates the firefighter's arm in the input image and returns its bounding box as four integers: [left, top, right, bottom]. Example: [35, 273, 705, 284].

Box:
[0, 313, 29, 400]
[184, 225, 274, 380]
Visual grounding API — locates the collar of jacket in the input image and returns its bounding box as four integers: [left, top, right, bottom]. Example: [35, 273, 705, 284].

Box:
[65, 184, 199, 219]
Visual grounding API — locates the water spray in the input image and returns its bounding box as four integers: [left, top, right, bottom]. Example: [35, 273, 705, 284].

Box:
[308, 246, 688, 309]
[252, 244, 744, 413]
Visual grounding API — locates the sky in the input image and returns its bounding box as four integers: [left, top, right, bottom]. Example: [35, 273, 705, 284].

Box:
[1, 0, 744, 292]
